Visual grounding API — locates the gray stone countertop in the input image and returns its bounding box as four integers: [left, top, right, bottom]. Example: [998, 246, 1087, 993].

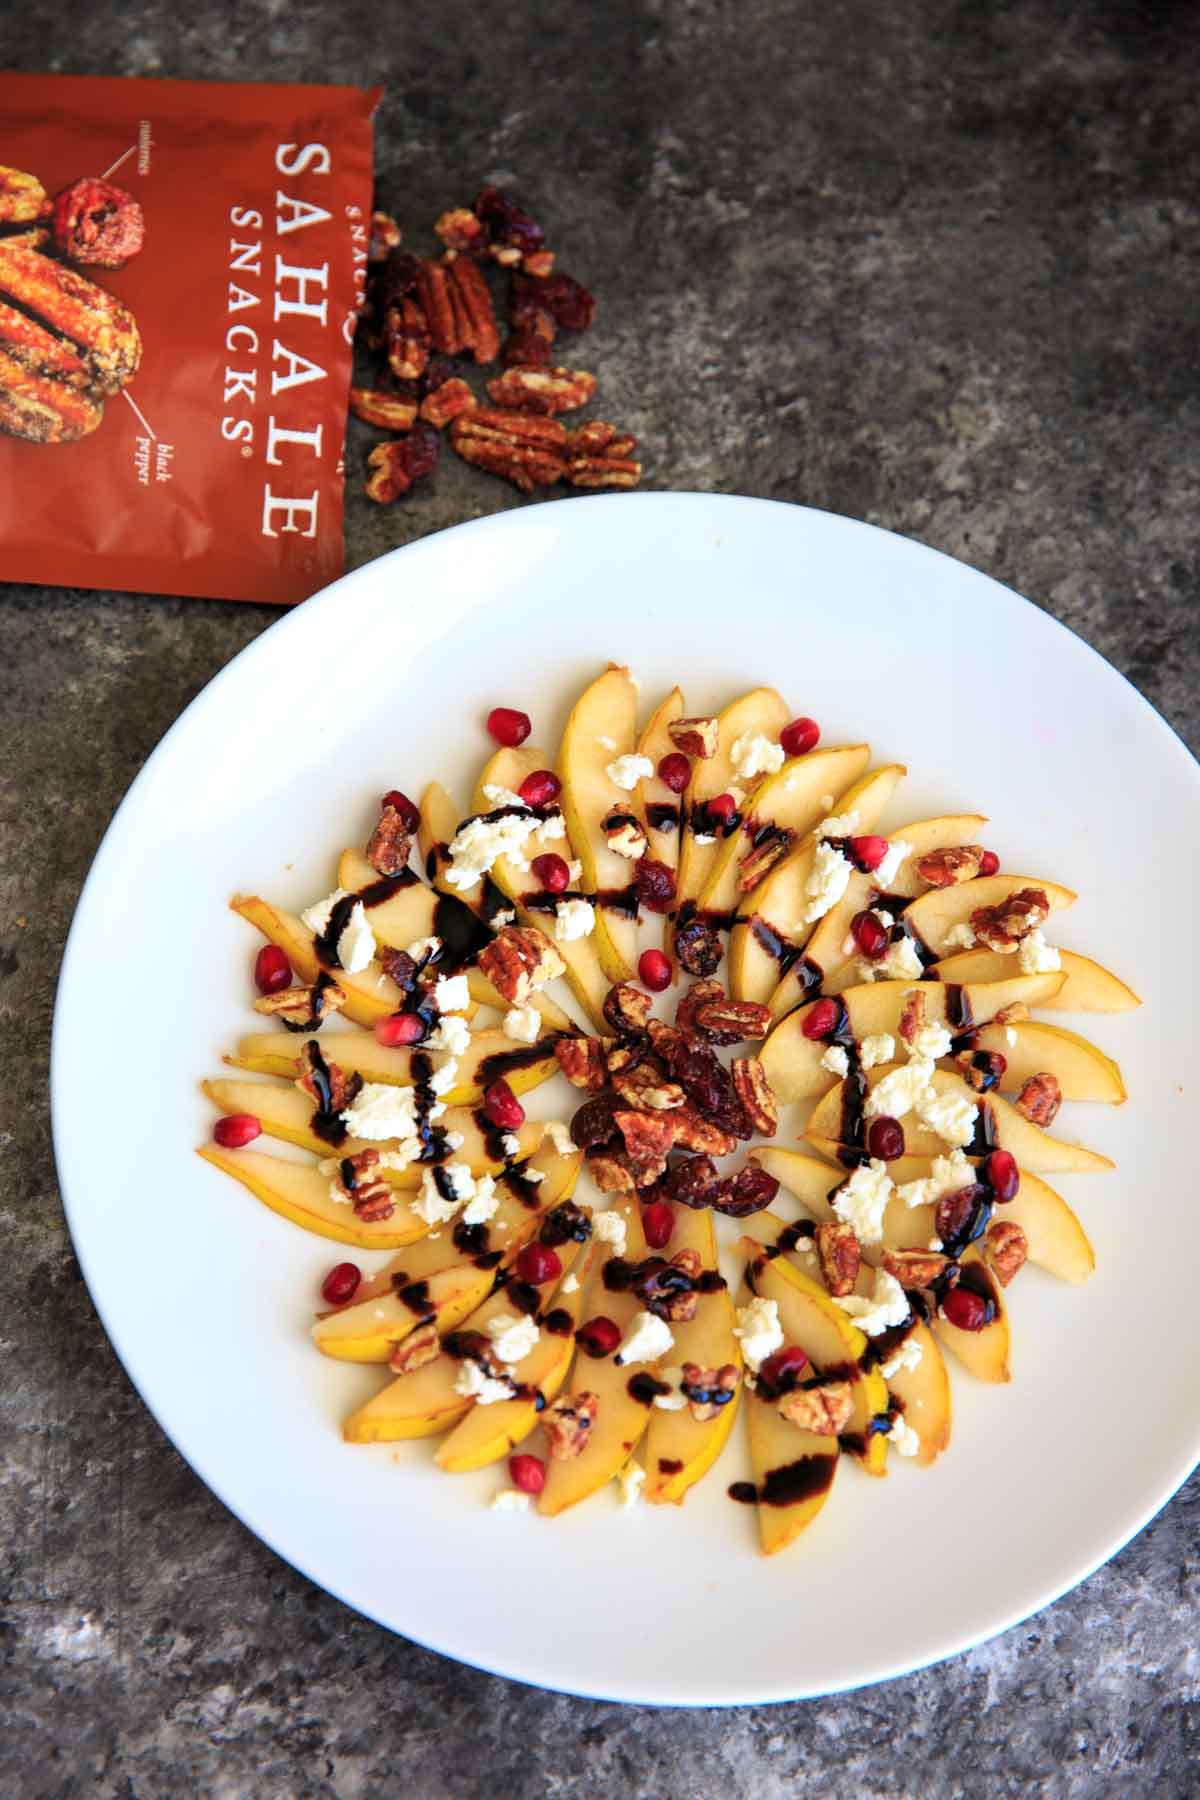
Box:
[2, 2, 1198, 1794]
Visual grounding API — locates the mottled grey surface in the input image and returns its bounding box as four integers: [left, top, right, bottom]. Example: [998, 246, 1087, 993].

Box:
[3, 1, 1199, 1794]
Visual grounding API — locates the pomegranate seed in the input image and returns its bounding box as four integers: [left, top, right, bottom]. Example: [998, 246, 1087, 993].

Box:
[483, 1079, 525, 1131]
[382, 789, 420, 833]
[530, 852, 570, 894]
[780, 717, 820, 757]
[641, 1200, 674, 1248]
[320, 1262, 362, 1306]
[213, 1113, 261, 1149]
[979, 850, 1000, 877]
[848, 835, 889, 873]
[657, 752, 691, 793]
[638, 948, 672, 992]
[801, 997, 841, 1041]
[707, 793, 736, 825]
[509, 1452, 546, 1495]
[851, 910, 890, 959]
[518, 769, 561, 808]
[374, 1012, 426, 1047]
[516, 1241, 562, 1285]
[578, 1315, 621, 1357]
[759, 1344, 809, 1389]
[984, 1148, 1020, 1202]
[942, 1285, 990, 1332]
[253, 944, 292, 995]
[867, 1116, 905, 1161]
[487, 706, 531, 748]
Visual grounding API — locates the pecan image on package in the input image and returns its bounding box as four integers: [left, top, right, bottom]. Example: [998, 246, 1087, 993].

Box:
[0, 244, 142, 443]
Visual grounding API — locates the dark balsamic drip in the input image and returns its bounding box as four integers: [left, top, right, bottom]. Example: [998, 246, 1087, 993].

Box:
[728, 1480, 758, 1504]
[453, 1216, 492, 1258]
[839, 1067, 868, 1160]
[433, 1165, 459, 1202]
[521, 888, 589, 913]
[279, 970, 340, 1034]
[500, 1164, 545, 1210]
[696, 1269, 728, 1293]
[942, 1259, 999, 1325]
[646, 802, 680, 833]
[675, 897, 736, 933]
[658, 1457, 684, 1476]
[476, 1251, 505, 1272]
[628, 1372, 670, 1406]
[859, 1312, 917, 1371]
[337, 1155, 358, 1190]
[473, 1107, 512, 1166]
[425, 844, 444, 883]
[838, 1432, 866, 1458]
[747, 820, 793, 859]
[467, 802, 559, 829]
[778, 1220, 817, 1254]
[393, 1277, 432, 1315]
[543, 1307, 574, 1336]
[908, 923, 939, 969]
[539, 1201, 593, 1247]
[477, 1038, 560, 1087]
[305, 1041, 348, 1146]
[432, 891, 495, 972]
[604, 810, 640, 832]
[313, 892, 360, 969]
[480, 876, 510, 922]
[815, 1360, 858, 1386]
[506, 1279, 541, 1316]
[870, 890, 908, 917]
[944, 984, 973, 1032]
[748, 915, 821, 989]
[759, 1453, 837, 1507]
[358, 869, 420, 906]
[602, 1255, 635, 1293]
[690, 798, 742, 839]
[595, 883, 640, 918]
[966, 1101, 999, 1156]
[410, 1052, 448, 1163]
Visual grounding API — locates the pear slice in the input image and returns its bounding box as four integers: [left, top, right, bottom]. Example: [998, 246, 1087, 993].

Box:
[727, 764, 906, 1003]
[636, 686, 687, 875]
[759, 973, 1065, 1103]
[932, 1246, 1010, 1382]
[557, 664, 649, 984]
[197, 1145, 432, 1249]
[971, 1020, 1126, 1104]
[903, 873, 1076, 960]
[539, 1198, 660, 1516]
[418, 781, 468, 904]
[227, 1026, 558, 1108]
[202, 1076, 544, 1175]
[314, 1261, 500, 1365]
[642, 1205, 743, 1505]
[932, 947, 1140, 1013]
[695, 744, 872, 923]
[875, 1321, 950, 1466]
[739, 1225, 889, 1476]
[233, 895, 406, 1027]
[770, 813, 988, 1015]
[672, 686, 792, 921]
[804, 1065, 1113, 1174]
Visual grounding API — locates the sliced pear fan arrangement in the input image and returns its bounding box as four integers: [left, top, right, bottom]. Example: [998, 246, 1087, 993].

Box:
[199, 666, 1138, 1554]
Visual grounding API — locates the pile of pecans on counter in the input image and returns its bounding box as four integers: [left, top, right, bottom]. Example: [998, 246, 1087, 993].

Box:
[352, 187, 641, 504]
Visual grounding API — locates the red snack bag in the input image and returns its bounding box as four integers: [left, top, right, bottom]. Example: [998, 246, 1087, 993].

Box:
[0, 72, 380, 603]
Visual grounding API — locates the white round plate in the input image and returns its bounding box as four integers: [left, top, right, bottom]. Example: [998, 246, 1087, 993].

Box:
[53, 494, 1200, 1705]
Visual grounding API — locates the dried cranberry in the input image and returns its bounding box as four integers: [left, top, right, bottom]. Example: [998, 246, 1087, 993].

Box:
[420, 356, 456, 395]
[509, 1452, 546, 1494]
[502, 330, 553, 368]
[52, 178, 145, 269]
[475, 185, 546, 256]
[375, 1012, 427, 1047]
[516, 1242, 562, 1286]
[536, 270, 596, 332]
[979, 851, 1000, 877]
[382, 789, 421, 833]
[851, 911, 890, 960]
[320, 1262, 362, 1307]
[636, 858, 676, 913]
[673, 918, 723, 978]
[780, 717, 820, 757]
[984, 1149, 1020, 1202]
[213, 1113, 261, 1149]
[404, 422, 441, 481]
[657, 752, 691, 793]
[661, 1039, 751, 1140]
[578, 1315, 621, 1357]
[662, 1155, 721, 1208]
[758, 1344, 809, 1391]
[801, 998, 842, 1041]
[374, 248, 422, 310]
[935, 1184, 991, 1256]
[570, 1093, 621, 1149]
[530, 852, 570, 894]
[867, 1116, 905, 1161]
[638, 949, 672, 992]
[941, 1285, 990, 1332]
[641, 1200, 674, 1249]
[712, 1164, 780, 1217]
[483, 1079, 525, 1132]
[848, 835, 889, 873]
[254, 944, 292, 995]
[519, 769, 561, 807]
[487, 707, 531, 748]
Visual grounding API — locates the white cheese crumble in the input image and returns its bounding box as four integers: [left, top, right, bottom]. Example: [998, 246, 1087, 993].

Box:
[491, 1487, 531, 1512]
[555, 898, 595, 941]
[859, 1032, 895, 1070]
[486, 1311, 540, 1365]
[300, 887, 349, 935]
[615, 1310, 674, 1366]
[500, 1132, 520, 1159]
[733, 1296, 783, 1371]
[482, 784, 526, 808]
[692, 833, 716, 846]
[831, 1158, 894, 1246]
[730, 731, 785, 783]
[413, 1162, 472, 1225]
[650, 1365, 688, 1410]
[834, 1268, 910, 1336]
[503, 1004, 542, 1044]
[592, 1209, 627, 1256]
[799, 841, 854, 924]
[546, 1119, 576, 1158]
[907, 1020, 953, 1062]
[429, 1014, 471, 1056]
[461, 1176, 499, 1226]
[340, 1082, 425, 1147]
[917, 1087, 978, 1148]
[429, 1059, 459, 1097]
[816, 809, 860, 840]
[874, 839, 912, 886]
[821, 1045, 850, 1078]
[444, 1131, 465, 1152]
[491, 908, 516, 928]
[889, 1416, 921, 1457]
[864, 1056, 936, 1121]
[444, 807, 565, 890]
[1018, 929, 1061, 974]
[943, 922, 977, 951]
[405, 935, 442, 964]
[560, 1272, 580, 1294]
[335, 901, 376, 973]
[857, 934, 924, 983]
[454, 1360, 513, 1405]
[895, 1146, 973, 1210]
[616, 1460, 645, 1508]
[434, 972, 471, 1013]
[880, 1335, 925, 1379]
[605, 753, 654, 791]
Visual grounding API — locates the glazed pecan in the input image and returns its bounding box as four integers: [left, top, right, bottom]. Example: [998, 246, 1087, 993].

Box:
[881, 1247, 951, 1290]
[414, 258, 460, 354]
[816, 1221, 862, 1297]
[444, 253, 500, 362]
[646, 1018, 685, 1057]
[253, 980, 347, 1029]
[673, 918, 723, 978]
[611, 1063, 685, 1112]
[778, 1380, 854, 1437]
[669, 1107, 738, 1158]
[364, 424, 440, 503]
[604, 815, 649, 861]
[985, 1219, 1029, 1286]
[562, 419, 641, 489]
[450, 407, 567, 492]
[695, 999, 772, 1045]
[486, 365, 597, 414]
[434, 206, 487, 254]
[0, 165, 47, 223]
[681, 1362, 740, 1422]
[970, 886, 1050, 954]
[955, 1048, 1007, 1092]
[629, 1154, 670, 1190]
[915, 845, 985, 888]
[603, 981, 653, 1034]
[605, 1041, 644, 1078]
[366, 801, 413, 876]
[0, 246, 141, 394]
[667, 716, 719, 759]
[735, 830, 796, 892]
[898, 988, 927, 1047]
[588, 1148, 636, 1192]
[331, 1150, 394, 1221]
[478, 923, 565, 1004]
[419, 377, 477, 429]
[993, 1002, 1030, 1026]
[635, 1249, 702, 1321]
[731, 1059, 778, 1135]
[388, 1320, 440, 1373]
[349, 386, 418, 432]
[614, 1109, 677, 1164]
[674, 979, 726, 1039]
[296, 1042, 361, 1115]
[543, 1391, 599, 1460]
[1015, 1071, 1062, 1126]
[368, 211, 403, 261]
[385, 296, 431, 381]
[555, 1035, 609, 1091]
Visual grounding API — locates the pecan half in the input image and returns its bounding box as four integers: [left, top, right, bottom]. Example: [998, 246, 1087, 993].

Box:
[970, 886, 1050, 953]
[450, 407, 567, 492]
[296, 1042, 361, 1115]
[881, 1247, 951, 1290]
[388, 1320, 440, 1373]
[736, 830, 796, 892]
[0, 245, 141, 394]
[0, 165, 48, 224]
[614, 1109, 678, 1164]
[543, 1391, 599, 1459]
[611, 1064, 686, 1112]
[674, 979, 727, 1038]
[985, 1219, 1028, 1286]
[486, 365, 597, 414]
[562, 419, 642, 489]
[478, 923, 565, 1004]
[366, 801, 413, 876]
[331, 1150, 394, 1221]
[993, 1002, 1030, 1026]
[419, 377, 477, 429]
[669, 1107, 738, 1158]
[603, 982, 653, 1035]
[435, 207, 487, 254]
[915, 846, 985, 888]
[443, 253, 500, 363]
[364, 426, 440, 503]
[778, 1380, 854, 1437]
[555, 1035, 609, 1091]
[667, 716, 719, 759]
[349, 386, 418, 432]
[588, 1148, 637, 1192]
[253, 981, 347, 1030]
[385, 296, 430, 381]
[681, 1362, 740, 1422]
[898, 988, 927, 1047]
[1015, 1071, 1062, 1126]
[731, 1059, 778, 1135]
[695, 999, 772, 1045]
[413, 258, 460, 355]
[816, 1221, 862, 1297]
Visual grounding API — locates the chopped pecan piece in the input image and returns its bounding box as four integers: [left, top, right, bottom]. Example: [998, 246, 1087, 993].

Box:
[478, 923, 565, 1004]
[970, 886, 1050, 954]
[368, 211, 403, 261]
[450, 406, 567, 492]
[1015, 1071, 1062, 1126]
[554, 1035, 609, 1091]
[680, 1362, 740, 1422]
[674, 979, 726, 1038]
[443, 253, 500, 362]
[955, 1047, 1007, 1092]
[366, 801, 413, 876]
[486, 365, 597, 414]
[543, 1391, 599, 1460]
[993, 1002, 1030, 1026]
[603, 981, 653, 1035]
[348, 386, 418, 432]
[731, 1059, 778, 1136]
[881, 1247, 951, 1290]
[816, 1221, 862, 1297]
[635, 1250, 702, 1321]
[630, 1155, 669, 1190]
[253, 980, 347, 1030]
[898, 988, 927, 1047]
[673, 917, 723, 978]
[562, 420, 642, 489]
[379, 947, 420, 993]
[385, 296, 431, 381]
[614, 1109, 677, 1164]
[296, 1042, 361, 1115]
[695, 999, 772, 1045]
[588, 1149, 636, 1193]
[646, 1018, 685, 1057]
[915, 845, 985, 888]
[331, 1149, 394, 1221]
[736, 830, 796, 892]
[419, 377, 477, 429]
[985, 1219, 1029, 1286]
[565, 419, 633, 457]
[611, 1064, 686, 1112]
[604, 814, 649, 860]
[669, 1107, 738, 1158]
[434, 206, 487, 254]
[778, 1380, 854, 1437]
[667, 716, 719, 759]
[388, 1320, 440, 1373]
